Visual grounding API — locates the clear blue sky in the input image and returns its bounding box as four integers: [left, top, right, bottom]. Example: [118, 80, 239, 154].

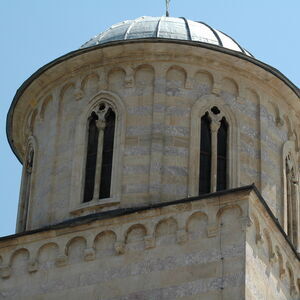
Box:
[0, 0, 299, 237]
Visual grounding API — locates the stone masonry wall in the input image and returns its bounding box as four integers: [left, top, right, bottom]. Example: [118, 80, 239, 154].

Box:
[11, 44, 300, 232]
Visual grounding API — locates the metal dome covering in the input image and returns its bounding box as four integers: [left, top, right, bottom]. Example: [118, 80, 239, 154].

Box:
[81, 16, 254, 57]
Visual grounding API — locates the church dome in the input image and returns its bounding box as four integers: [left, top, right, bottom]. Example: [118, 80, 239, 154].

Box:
[81, 16, 253, 57]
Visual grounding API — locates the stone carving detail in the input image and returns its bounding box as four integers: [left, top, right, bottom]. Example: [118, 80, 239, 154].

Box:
[1, 204, 299, 298]
[144, 235, 156, 249]
[114, 241, 125, 255]
[83, 248, 96, 261]
[0, 265, 11, 279]
[176, 229, 188, 244]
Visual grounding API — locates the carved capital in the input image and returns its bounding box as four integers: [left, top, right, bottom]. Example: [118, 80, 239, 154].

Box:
[94, 103, 110, 129]
[95, 119, 106, 130]
[210, 121, 221, 133]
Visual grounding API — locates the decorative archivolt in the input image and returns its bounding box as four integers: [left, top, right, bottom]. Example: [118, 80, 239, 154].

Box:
[69, 90, 126, 211]
[251, 212, 299, 295]
[26, 62, 255, 136]
[188, 94, 240, 197]
[1, 206, 299, 296]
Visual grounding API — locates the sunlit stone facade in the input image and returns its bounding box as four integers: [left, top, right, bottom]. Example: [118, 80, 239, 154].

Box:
[2, 17, 299, 299]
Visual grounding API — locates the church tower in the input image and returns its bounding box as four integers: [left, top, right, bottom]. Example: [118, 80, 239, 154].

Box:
[2, 16, 300, 299]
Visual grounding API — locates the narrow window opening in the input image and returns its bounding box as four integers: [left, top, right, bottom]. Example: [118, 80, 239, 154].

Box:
[83, 104, 116, 203]
[199, 112, 211, 194]
[99, 108, 115, 199]
[83, 112, 99, 202]
[217, 117, 228, 191]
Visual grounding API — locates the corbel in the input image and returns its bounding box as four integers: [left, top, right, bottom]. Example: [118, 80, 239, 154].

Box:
[97, 69, 108, 90]
[176, 229, 188, 244]
[55, 254, 68, 267]
[212, 73, 222, 96]
[236, 82, 245, 103]
[114, 241, 125, 255]
[144, 235, 156, 249]
[269, 252, 277, 264]
[240, 216, 253, 232]
[84, 248, 96, 261]
[255, 233, 264, 245]
[124, 66, 134, 88]
[28, 259, 39, 273]
[279, 267, 286, 279]
[74, 79, 84, 100]
[0, 265, 11, 279]
[207, 222, 219, 238]
[185, 69, 196, 89]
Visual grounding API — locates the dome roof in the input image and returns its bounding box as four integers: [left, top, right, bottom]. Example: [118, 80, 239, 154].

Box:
[81, 16, 253, 57]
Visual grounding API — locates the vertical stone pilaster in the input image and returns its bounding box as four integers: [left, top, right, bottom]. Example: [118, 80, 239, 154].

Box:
[149, 64, 168, 203]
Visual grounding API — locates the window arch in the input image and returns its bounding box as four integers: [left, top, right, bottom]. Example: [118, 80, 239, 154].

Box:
[199, 106, 228, 194]
[70, 91, 126, 214]
[83, 103, 116, 202]
[189, 96, 239, 197]
[282, 141, 299, 250]
[17, 136, 37, 232]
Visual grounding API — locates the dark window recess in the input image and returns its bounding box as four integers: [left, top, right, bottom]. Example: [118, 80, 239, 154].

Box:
[199, 112, 211, 194]
[99, 108, 115, 199]
[83, 112, 99, 202]
[217, 117, 228, 191]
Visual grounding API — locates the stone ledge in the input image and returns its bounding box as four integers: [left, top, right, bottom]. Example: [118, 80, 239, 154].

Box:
[69, 197, 120, 216]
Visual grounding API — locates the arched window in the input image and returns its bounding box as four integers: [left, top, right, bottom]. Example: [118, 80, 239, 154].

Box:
[17, 139, 35, 232]
[70, 91, 125, 214]
[83, 103, 116, 202]
[199, 106, 228, 194]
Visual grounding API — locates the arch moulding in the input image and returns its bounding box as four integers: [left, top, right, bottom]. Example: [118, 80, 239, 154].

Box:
[188, 94, 240, 197]
[69, 90, 126, 215]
